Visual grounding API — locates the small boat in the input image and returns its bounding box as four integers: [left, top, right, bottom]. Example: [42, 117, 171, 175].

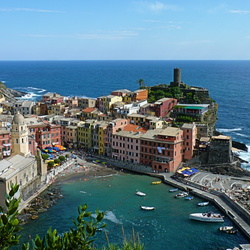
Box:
[197, 201, 209, 207]
[185, 196, 194, 200]
[169, 188, 178, 192]
[140, 206, 155, 211]
[218, 226, 238, 234]
[151, 181, 162, 185]
[175, 191, 189, 198]
[135, 191, 146, 196]
[189, 212, 224, 222]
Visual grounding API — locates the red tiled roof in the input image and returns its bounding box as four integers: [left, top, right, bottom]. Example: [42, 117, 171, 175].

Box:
[82, 107, 96, 113]
[123, 124, 147, 133]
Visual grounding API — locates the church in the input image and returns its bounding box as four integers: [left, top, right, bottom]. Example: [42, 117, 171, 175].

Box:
[0, 112, 47, 208]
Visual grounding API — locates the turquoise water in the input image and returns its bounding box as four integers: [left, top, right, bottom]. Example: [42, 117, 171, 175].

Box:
[20, 172, 249, 249]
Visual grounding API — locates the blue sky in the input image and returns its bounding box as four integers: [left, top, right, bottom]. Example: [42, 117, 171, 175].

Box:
[1, 0, 250, 60]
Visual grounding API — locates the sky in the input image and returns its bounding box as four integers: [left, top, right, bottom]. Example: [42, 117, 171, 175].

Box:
[1, 0, 250, 60]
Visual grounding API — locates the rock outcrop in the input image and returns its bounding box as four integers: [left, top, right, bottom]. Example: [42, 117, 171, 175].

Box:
[0, 82, 26, 102]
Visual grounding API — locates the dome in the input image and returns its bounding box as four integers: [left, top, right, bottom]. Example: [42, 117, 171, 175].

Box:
[12, 112, 25, 124]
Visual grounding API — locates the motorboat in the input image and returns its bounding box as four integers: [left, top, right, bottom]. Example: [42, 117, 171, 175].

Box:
[151, 181, 162, 185]
[189, 212, 224, 222]
[135, 191, 146, 196]
[197, 201, 209, 206]
[169, 188, 178, 192]
[185, 196, 194, 200]
[140, 206, 155, 211]
[175, 191, 189, 198]
[218, 226, 238, 234]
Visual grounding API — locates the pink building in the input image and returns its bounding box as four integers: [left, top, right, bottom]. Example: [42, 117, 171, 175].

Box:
[112, 124, 147, 163]
[181, 123, 197, 160]
[153, 98, 178, 117]
[140, 127, 183, 173]
[104, 118, 128, 156]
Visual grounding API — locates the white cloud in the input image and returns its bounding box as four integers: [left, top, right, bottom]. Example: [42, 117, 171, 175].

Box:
[0, 8, 63, 13]
[228, 10, 250, 14]
[136, 1, 178, 12]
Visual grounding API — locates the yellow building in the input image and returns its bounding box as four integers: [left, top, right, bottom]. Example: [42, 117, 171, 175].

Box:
[103, 95, 123, 113]
[77, 119, 96, 150]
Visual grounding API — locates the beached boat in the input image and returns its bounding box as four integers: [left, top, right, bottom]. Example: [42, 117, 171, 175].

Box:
[169, 188, 178, 192]
[218, 226, 238, 234]
[190, 212, 224, 222]
[185, 196, 194, 200]
[135, 191, 146, 196]
[175, 191, 189, 198]
[140, 206, 155, 211]
[151, 181, 162, 185]
[197, 201, 209, 206]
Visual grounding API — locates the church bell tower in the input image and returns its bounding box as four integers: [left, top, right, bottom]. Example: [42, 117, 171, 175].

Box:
[11, 112, 30, 157]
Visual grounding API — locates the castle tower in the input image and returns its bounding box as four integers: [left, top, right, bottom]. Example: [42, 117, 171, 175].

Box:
[170, 68, 183, 87]
[11, 112, 30, 157]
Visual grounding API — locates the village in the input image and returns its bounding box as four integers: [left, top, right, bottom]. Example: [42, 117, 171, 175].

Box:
[0, 68, 249, 215]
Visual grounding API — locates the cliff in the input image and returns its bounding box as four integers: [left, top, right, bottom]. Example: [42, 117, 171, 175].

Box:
[0, 82, 26, 102]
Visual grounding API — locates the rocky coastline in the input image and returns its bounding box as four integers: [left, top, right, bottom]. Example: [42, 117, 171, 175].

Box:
[0, 82, 27, 102]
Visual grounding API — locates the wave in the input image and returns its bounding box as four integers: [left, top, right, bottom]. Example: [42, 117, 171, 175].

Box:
[92, 211, 122, 224]
[217, 128, 242, 133]
[239, 145, 250, 171]
[234, 132, 249, 138]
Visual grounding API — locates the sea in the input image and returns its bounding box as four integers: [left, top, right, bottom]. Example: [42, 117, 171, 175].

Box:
[1, 60, 250, 249]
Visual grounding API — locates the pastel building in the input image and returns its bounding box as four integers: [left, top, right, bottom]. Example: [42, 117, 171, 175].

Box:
[140, 127, 183, 172]
[181, 123, 197, 160]
[104, 118, 129, 156]
[112, 124, 147, 163]
[153, 98, 178, 118]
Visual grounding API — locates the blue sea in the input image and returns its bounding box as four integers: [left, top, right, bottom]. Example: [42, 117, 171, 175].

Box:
[1, 60, 250, 249]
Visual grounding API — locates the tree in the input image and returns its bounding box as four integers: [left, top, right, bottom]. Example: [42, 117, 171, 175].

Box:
[54, 158, 61, 164]
[47, 161, 54, 168]
[0, 184, 22, 250]
[58, 155, 66, 162]
[137, 79, 145, 88]
[41, 154, 49, 162]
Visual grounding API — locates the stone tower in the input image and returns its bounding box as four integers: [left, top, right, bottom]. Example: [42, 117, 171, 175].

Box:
[170, 68, 184, 87]
[11, 112, 30, 157]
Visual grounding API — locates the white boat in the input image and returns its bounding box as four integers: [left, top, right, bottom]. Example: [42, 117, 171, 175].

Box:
[197, 201, 209, 206]
[218, 226, 238, 234]
[189, 212, 224, 222]
[135, 191, 146, 196]
[140, 206, 155, 211]
[169, 188, 178, 192]
[185, 196, 193, 200]
[175, 191, 189, 198]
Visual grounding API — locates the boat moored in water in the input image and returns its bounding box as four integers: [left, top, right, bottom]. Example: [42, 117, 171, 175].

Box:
[151, 181, 162, 185]
[197, 201, 209, 206]
[218, 226, 238, 234]
[175, 191, 189, 198]
[135, 191, 146, 196]
[140, 206, 155, 211]
[189, 212, 224, 222]
[185, 196, 194, 200]
[169, 188, 178, 192]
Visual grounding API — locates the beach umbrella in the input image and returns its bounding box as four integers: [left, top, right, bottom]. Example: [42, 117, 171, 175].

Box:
[52, 147, 60, 152]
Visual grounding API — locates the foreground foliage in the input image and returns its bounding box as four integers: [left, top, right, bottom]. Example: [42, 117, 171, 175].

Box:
[0, 184, 144, 250]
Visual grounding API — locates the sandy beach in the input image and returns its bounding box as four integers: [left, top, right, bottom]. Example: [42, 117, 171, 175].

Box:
[54, 156, 119, 184]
